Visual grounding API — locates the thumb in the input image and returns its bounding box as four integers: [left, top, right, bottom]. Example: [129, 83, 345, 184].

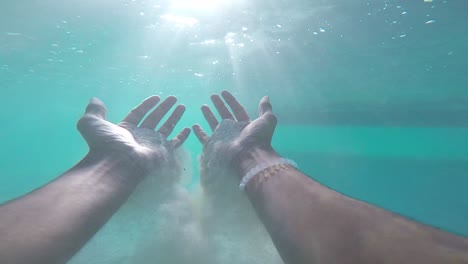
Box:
[257, 95, 277, 143]
[250, 111, 277, 146]
[77, 98, 107, 146]
[261, 112, 278, 143]
[258, 96, 272, 116]
[85, 97, 107, 119]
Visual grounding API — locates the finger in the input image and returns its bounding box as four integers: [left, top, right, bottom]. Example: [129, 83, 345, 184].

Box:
[171, 127, 191, 148]
[221, 90, 250, 122]
[158, 104, 186, 138]
[263, 112, 278, 133]
[251, 112, 278, 144]
[121, 96, 160, 125]
[258, 96, 273, 116]
[140, 96, 177, 129]
[201, 105, 219, 131]
[192, 124, 209, 144]
[85, 98, 107, 119]
[211, 94, 234, 120]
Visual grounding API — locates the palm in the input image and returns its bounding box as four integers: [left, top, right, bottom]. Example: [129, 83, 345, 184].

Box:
[239, 116, 275, 148]
[79, 115, 136, 148]
[77, 96, 190, 174]
[193, 91, 277, 177]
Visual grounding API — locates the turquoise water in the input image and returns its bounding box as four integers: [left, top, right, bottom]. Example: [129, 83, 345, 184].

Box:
[1, 0, 468, 261]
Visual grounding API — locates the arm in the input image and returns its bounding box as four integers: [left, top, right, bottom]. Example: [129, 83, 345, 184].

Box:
[0, 154, 144, 264]
[0, 96, 190, 264]
[239, 148, 468, 264]
[194, 91, 468, 264]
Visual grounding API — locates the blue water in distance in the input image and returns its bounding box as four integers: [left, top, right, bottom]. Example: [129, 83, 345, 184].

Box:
[1, 0, 467, 255]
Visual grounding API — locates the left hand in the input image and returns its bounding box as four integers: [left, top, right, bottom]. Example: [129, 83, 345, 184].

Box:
[77, 96, 190, 178]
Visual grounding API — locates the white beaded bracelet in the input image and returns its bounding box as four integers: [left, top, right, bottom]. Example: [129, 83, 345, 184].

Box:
[239, 158, 297, 191]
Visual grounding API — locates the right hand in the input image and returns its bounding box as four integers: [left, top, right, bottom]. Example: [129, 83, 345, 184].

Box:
[77, 96, 190, 180]
[193, 91, 281, 185]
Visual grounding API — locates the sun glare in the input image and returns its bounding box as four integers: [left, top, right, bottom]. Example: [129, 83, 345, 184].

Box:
[160, 14, 199, 27]
[170, 0, 225, 13]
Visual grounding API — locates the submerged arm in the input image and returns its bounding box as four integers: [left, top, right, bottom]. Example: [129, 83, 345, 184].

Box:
[0, 154, 144, 264]
[0, 96, 190, 264]
[194, 91, 468, 264]
[241, 148, 468, 264]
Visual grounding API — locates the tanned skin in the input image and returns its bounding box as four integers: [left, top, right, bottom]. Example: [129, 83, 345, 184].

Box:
[194, 90, 468, 264]
[1, 91, 466, 264]
[0, 96, 190, 264]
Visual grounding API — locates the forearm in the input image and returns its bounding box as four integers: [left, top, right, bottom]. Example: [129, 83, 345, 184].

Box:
[0, 153, 145, 264]
[244, 162, 331, 263]
[240, 150, 468, 264]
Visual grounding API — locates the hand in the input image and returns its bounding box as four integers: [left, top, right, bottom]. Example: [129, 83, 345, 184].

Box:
[77, 96, 190, 179]
[193, 91, 280, 185]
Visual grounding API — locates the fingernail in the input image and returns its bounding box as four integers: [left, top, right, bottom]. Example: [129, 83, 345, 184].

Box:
[89, 97, 103, 105]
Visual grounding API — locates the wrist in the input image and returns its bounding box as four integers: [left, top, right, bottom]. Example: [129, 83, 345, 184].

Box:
[232, 147, 282, 179]
[78, 151, 147, 184]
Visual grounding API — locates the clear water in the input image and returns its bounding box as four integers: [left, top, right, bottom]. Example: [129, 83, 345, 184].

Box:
[1, 0, 467, 262]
